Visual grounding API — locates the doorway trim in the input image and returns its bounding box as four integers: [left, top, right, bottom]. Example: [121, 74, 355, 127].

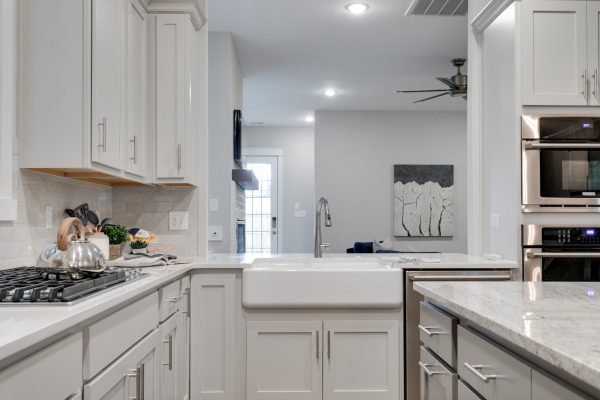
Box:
[244, 147, 284, 253]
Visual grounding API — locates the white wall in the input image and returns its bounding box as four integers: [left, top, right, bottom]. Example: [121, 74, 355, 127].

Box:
[208, 32, 243, 253]
[481, 4, 521, 261]
[315, 110, 467, 253]
[243, 125, 315, 253]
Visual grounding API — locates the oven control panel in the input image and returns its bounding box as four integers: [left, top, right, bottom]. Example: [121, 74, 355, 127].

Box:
[543, 227, 600, 244]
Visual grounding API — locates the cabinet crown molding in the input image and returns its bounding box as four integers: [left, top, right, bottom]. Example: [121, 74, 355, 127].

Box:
[140, 0, 206, 30]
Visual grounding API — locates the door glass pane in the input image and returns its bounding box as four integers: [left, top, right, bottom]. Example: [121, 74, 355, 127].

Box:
[245, 161, 274, 253]
[540, 150, 600, 197]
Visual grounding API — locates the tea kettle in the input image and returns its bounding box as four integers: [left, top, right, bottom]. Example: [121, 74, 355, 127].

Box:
[37, 217, 107, 273]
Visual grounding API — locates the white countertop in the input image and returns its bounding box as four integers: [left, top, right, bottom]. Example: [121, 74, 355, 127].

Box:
[414, 281, 600, 392]
[0, 253, 516, 368]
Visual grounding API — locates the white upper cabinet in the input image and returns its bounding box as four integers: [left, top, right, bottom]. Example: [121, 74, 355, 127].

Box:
[522, 0, 588, 105]
[126, 0, 149, 177]
[588, 2, 600, 106]
[91, 0, 125, 170]
[155, 14, 193, 181]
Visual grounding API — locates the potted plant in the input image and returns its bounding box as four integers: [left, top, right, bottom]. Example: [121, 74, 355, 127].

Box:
[128, 228, 157, 254]
[129, 239, 149, 254]
[102, 225, 130, 260]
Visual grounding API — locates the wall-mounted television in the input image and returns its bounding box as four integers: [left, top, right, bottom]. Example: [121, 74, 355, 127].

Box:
[233, 109, 242, 166]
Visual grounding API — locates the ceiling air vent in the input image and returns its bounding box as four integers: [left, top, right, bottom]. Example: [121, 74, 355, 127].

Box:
[405, 0, 467, 16]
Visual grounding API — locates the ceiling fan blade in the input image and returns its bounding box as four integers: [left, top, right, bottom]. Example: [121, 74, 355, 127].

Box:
[436, 77, 459, 90]
[413, 92, 450, 103]
[395, 89, 450, 93]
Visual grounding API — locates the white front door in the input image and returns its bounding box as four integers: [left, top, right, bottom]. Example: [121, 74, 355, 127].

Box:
[245, 156, 279, 253]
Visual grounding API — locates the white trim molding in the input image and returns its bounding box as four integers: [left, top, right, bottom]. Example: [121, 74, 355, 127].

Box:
[0, 0, 18, 221]
[471, 0, 515, 33]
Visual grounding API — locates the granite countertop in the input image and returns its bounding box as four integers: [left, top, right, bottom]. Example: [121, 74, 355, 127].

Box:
[0, 253, 516, 368]
[414, 281, 600, 391]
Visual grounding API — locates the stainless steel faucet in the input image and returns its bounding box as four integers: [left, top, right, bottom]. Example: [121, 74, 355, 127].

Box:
[314, 197, 332, 258]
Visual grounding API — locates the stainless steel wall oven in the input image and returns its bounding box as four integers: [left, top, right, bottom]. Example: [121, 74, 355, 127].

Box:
[522, 115, 600, 211]
[523, 224, 600, 281]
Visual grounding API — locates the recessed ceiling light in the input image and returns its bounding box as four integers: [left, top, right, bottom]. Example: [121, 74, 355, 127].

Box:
[323, 88, 338, 97]
[345, 2, 369, 14]
[304, 115, 315, 123]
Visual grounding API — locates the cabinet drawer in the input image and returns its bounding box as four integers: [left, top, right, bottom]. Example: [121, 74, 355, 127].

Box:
[159, 278, 182, 322]
[458, 325, 531, 400]
[0, 333, 82, 400]
[457, 379, 481, 400]
[420, 302, 457, 367]
[84, 292, 159, 379]
[420, 346, 457, 400]
[532, 369, 590, 400]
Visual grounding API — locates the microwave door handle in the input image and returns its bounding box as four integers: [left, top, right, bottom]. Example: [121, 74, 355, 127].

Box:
[527, 251, 600, 259]
[524, 143, 600, 150]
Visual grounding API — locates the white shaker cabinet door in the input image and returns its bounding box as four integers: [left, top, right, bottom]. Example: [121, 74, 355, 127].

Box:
[91, 0, 124, 170]
[323, 320, 399, 400]
[457, 380, 481, 400]
[522, 0, 588, 105]
[588, 2, 600, 106]
[247, 321, 323, 400]
[125, 0, 148, 177]
[159, 311, 187, 400]
[155, 14, 191, 179]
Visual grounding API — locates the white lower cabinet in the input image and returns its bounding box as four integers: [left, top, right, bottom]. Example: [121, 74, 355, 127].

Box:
[0, 333, 82, 400]
[84, 329, 160, 400]
[419, 346, 457, 400]
[457, 379, 481, 400]
[190, 273, 239, 399]
[159, 310, 187, 400]
[246, 319, 399, 400]
[247, 321, 322, 400]
[532, 370, 588, 400]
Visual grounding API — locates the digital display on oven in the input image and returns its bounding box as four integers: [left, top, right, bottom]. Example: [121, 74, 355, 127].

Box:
[584, 228, 598, 237]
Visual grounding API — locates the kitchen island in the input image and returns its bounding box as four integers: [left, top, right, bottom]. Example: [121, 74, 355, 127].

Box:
[414, 281, 600, 399]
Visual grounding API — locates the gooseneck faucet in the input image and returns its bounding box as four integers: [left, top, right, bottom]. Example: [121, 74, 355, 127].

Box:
[314, 197, 332, 258]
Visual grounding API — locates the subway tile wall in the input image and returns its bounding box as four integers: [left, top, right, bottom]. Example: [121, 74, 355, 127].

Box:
[112, 186, 200, 257]
[0, 156, 112, 267]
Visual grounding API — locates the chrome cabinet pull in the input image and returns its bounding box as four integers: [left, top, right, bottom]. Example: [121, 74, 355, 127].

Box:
[182, 287, 190, 315]
[129, 135, 137, 163]
[582, 69, 588, 100]
[177, 144, 182, 170]
[127, 368, 140, 400]
[97, 117, 107, 152]
[418, 324, 447, 336]
[162, 334, 173, 370]
[464, 362, 499, 383]
[593, 69, 598, 98]
[409, 273, 512, 281]
[418, 361, 445, 377]
[167, 296, 179, 303]
[327, 330, 332, 361]
[139, 362, 145, 400]
[316, 330, 320, 360]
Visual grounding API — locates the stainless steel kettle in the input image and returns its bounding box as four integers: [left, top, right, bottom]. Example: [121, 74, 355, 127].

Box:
[37, 217, 107, 273]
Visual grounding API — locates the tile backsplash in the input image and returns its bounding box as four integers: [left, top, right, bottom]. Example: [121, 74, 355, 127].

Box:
[0, 166, 112, 267]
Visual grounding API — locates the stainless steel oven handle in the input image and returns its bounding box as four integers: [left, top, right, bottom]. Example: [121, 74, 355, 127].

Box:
[527, 251, 600, 259]
[524, 142, 600, 150]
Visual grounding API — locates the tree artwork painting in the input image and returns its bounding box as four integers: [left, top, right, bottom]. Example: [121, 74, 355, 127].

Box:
[394, 165, 454, 237]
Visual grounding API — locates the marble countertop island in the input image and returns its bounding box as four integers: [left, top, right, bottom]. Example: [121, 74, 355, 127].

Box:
[414, 281, 600, 393]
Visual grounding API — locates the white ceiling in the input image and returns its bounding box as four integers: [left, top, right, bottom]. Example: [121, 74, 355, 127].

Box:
[208, 0, 468, 126]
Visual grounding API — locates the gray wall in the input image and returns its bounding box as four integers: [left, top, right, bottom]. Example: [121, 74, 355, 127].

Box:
[243, 125, 315, 253]
[208, 32, 243, 253]
[315, 110, 467, 253]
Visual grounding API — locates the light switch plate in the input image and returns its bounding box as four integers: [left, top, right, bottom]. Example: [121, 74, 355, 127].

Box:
[45, 206, 53, 229]
[490, 213, 500, 228]
[294, 209, 307, 218]
[209, 198, 219, 212]
[208, 226, 223, 241]
[169, 211, 189, 231]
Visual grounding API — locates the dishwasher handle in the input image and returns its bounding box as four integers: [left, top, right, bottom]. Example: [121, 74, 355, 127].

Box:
[408, 273, 512, 281]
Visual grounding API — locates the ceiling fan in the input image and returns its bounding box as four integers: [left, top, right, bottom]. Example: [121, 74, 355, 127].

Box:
[396, 58, 468, 103]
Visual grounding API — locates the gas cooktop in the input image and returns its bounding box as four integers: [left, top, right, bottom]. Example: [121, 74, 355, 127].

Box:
[0, 266, 145, 304]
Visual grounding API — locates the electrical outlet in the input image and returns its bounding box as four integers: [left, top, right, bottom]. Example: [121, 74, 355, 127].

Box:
[169, 211, 189, 231]
[208, 226, 223, 241]
[45, 206, 53, 229]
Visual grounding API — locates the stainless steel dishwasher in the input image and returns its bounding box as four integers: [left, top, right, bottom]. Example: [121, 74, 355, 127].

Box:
[404, 269, 514, 400]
